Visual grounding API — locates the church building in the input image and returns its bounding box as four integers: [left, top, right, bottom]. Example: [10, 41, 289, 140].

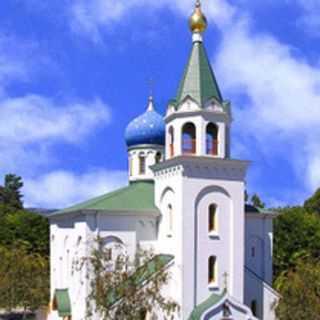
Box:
[48, 1, 280, 319]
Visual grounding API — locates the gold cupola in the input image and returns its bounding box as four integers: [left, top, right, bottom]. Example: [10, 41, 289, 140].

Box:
[189, 0, 207, 34]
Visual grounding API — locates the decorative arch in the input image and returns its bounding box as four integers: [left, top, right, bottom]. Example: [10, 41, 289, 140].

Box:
[193, 185, 231, 304]
[206, 123, 218, 155]
[160, 186, 176, 204]
[101, 236, 125, 263]
[102, 236, 124, 246]
[182, 122, 196, 154]
[160, 187, 175, 238]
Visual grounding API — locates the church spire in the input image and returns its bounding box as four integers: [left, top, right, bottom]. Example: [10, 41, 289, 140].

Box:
[175, 2, 223, 107]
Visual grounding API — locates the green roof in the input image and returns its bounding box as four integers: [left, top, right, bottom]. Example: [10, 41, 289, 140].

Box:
[53, 289, 71, 317]
[245, 204, 277, 216]
[51, 182, 159, 216]
[176, 41, 223, 107]
[106, 254, 174, 307]
[188, 290, 226, 320]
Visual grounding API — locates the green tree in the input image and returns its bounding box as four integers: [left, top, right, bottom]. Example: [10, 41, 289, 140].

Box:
[250, 193, 265, 208]
[0, 244, 49, 318]
[76, 239, 179, 320]
[0, 174, 24, 209]
[275, 259, 320, 320]
[0, 208, 49, 256]
[304, 188, 320, 215]
[273, 206, 320, 278]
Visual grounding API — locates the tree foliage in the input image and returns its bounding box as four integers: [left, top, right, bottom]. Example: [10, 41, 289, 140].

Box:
[273, 206, 320, 278]
[0, 174, 49, 256]
[275, 259, 320, 320]
[250, 193, 265, 208]
[304, 188, 320, 215]
[0, 207, 49, 256]
[0, 244, 49, 317]
[76, 239, 179, 320]
[0, 174, 24, 209]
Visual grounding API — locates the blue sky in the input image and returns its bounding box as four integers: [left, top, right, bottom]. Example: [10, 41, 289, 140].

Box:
[1, 0, 320, 208]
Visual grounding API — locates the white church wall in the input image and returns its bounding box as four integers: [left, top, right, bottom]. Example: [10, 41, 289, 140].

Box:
[183, 177, 245, 309]
[154, 170, 185, 318]
[244, 268, 279, 320]
[245, 215, 273, 284]
[154, 159, 247, 319]
[49, 215, 89, 320]
[49, 210, 159, 320]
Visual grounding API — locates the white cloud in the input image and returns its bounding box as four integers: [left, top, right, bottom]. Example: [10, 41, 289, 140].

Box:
[0, 35, 114, 205]
[0, 95, 110, 173]
[0, 95, 110, 144]
[23, 169, 127, 208]
[215, 20, 320, 195]
[69, 0, 235, 42]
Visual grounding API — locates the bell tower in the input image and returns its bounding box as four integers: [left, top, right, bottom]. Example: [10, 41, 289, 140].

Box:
[165, 1, 231, 161]
[152, 1, 249, 318]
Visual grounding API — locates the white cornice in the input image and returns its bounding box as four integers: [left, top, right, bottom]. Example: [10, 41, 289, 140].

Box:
[151, 156, 250, 181]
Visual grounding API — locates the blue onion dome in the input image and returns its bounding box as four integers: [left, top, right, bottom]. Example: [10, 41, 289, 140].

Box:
[125, 96, 165, 148]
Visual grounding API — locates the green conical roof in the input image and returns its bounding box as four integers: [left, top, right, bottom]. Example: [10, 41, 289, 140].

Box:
[176, 41, 223, 107]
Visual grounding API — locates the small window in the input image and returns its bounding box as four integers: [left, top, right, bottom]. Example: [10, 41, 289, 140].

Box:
[251, 300, 257, 316]
[155, 152, 162, 164]
[208, 256, 217, 284]
[139, 155, 146, 174]
[251, 247, 255, 257]
[208, 204, 217, 232]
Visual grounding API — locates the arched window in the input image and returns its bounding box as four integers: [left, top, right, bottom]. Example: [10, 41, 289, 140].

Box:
[168, 126, 174, 157]
[155, 152, 162, 164]
[139, 154, 146, 174]
[208, 204, 217, 232]
[251, 300, 257, 316]
[182, 122, 196, 154]
[206, 123, 218, 155]
[208, 256, 217, 284]
[102, 236, 125, 267]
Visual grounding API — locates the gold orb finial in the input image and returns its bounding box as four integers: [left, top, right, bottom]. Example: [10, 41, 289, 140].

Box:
[189, 0, 207, 34]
